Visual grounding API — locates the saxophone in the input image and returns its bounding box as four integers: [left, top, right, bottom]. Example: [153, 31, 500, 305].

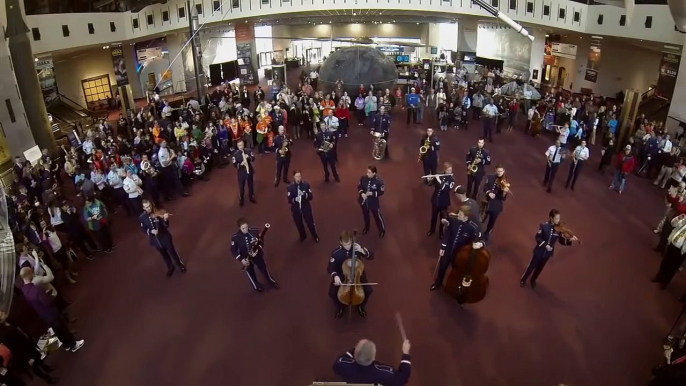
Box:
[468, 149, 482, 175]
[279, 136, 290, 156]
[418, 136, 431, 162]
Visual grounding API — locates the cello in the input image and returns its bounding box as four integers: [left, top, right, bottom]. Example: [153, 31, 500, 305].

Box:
[444, 243, 492, 306]
[337, 231, 376, 318]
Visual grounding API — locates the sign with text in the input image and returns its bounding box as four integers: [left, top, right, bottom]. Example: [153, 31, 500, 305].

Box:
[656, 52, 681, 100]
[110, 45, 129, 86]
[35, 57, 58, 105]
[551, 42, 577, 59]
[584, 69, 598, 83]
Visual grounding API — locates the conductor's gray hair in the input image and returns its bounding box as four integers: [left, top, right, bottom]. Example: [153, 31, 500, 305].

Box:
[354, 339, 377, 366]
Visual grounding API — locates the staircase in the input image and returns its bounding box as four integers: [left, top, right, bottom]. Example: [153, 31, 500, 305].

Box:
[638, 87, 671, 123]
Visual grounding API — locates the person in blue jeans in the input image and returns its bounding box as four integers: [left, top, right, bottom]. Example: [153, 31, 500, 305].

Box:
[610, 145, 637, 194]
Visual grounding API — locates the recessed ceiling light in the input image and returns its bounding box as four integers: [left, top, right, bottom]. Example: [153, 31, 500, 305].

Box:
[591, 35, 603, 39]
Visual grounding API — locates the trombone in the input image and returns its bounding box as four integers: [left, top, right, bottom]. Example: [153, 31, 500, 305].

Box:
[421, 173, 453, 184]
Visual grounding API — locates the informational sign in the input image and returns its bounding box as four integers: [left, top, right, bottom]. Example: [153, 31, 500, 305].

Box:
[551, 42, 577, 59]
[584, 45, 601, 83]
[656, 52, 681, 100]
[35, 57, 58, 105]
[23, 146, 42, 166]
[584, 69, 598, 83]
[110, 45, 129, 86]
[235, 23, 257, 85]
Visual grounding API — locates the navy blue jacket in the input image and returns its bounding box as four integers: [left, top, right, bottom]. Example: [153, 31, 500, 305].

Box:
[533, 222, 572, 258]
[482, 174, 508, 214]
[287, 181, 313, 210]
[273, 134, 291, 160]
[441, 218, 480, 253]
[314, 132, 336, 161]
[358, 176, 385, 210]
[465, 146, 491, 176]
[139, 212, 172, 246]
[333, 349, 411, 386]
[431, 175, 454, 208]
[327, 245, 373, 279]
[419, 134, 440, 162]
[232, 149, 255, 175]
[230, 228, 263, 260]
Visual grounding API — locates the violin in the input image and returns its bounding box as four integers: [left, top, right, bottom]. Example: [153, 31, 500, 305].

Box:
[337, 231, 366, 306]
[151, 209, 173, 219]
[554, 223, 581, 244]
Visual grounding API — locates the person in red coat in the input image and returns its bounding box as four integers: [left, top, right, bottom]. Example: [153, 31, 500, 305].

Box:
[609, 144, 636, 194]
[336, 102, 351, 138]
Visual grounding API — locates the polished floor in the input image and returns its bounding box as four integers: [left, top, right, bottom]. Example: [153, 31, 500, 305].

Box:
[42, 112, 683, 386]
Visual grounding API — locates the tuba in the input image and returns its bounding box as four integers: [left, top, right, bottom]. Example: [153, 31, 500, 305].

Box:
[372, 132, 387, 161]
[418, 136, 431, 162]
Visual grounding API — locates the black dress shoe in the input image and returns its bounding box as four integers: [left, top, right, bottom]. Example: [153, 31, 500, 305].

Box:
[269, 281, 280, 289]
[256, 286, 264, 293]
[565, 184, 569, 189]
[651, 276, 660, 283]
[357, 306, 367, 317]
[180, 264, 187, 273]
[325, 178, 330, 183]
[520, 280, 526, 287]
[546, 187, 551, 193]
[166, 267, 175, 277]
[571, 186, 575, 191]
[47, 377, 60, 384]
[335, 176, 341, 182]
[362, 228, 369, 235]
[335, 308, 344, 318]
[379, 230, 385, 238]
[530, 280, 537, 289]
[250, 196, 257, 204]
[274, 180, 280, 187]
[239, 199, 245, 207]
[430, 283, 440, 291]
[314, 236, 320, 243]
[183, 192, 190, 197]
[284, 179, 291, 184]
[426, 231, 435, 236]
[299, 237, 307, 243]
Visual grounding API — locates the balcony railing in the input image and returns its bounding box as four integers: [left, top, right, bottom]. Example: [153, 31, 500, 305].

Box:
[23, 0, 128, 15]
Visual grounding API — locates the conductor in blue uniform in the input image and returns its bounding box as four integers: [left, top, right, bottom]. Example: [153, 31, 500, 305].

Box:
[420, 128, 440, 179]
[328, 231, 374, 318]
[139, 199, 186, 277]
[286, 171, 319, 243]
[430, 205, 481, 291]
[358, 165, 386, 237]
[372, 106, 391, 159]
[520, 209, 577, 288]
[231, 218, 279, 293]
[333, 339, 412, 386]
[314, 124, 340, 182]
[232, 140, 257, 207]
[427, 162, 455, 238]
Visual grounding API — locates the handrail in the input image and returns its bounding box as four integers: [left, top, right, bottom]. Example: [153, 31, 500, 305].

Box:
[647, 100, 671, 120]
[55, 93, 109, 121]
[641, 87, 656, 101]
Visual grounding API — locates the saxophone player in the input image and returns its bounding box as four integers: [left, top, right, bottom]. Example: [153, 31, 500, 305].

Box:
[273, 125, 291, 187]
[371, 106, 391, 160]
[465, 138, 491, 199]
[287, 171, 320, 243]
[482, 165, 509, 242]
[419, 128, 440, 180]
[314, 124, 340, 183]
[565, 140, 590, 190]
[427, 162, 455, 238]
[232, 140, 257, 207]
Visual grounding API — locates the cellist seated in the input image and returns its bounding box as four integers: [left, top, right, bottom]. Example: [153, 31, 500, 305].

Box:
[328, 231, 374, 319]
[431, 205, 481, 291]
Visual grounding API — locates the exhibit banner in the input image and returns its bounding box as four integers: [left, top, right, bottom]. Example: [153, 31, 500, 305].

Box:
[584, 45, 601, 83]
[35, 57, 58, 105]
[110, 45, 129, 86]
[656, 52, 681, 100]
[235, 23, 257, 85]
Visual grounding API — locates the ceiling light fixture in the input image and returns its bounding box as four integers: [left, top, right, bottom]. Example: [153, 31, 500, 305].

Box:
[664, 45, 681, 50]
[591, 35, 603, 39]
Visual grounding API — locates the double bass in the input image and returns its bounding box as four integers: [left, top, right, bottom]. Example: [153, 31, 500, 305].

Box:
[337, 231, 366, 307]
[444, 243, 492, 305]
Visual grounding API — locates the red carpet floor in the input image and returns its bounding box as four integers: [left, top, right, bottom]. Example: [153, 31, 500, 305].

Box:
[42, 113, 684, 386]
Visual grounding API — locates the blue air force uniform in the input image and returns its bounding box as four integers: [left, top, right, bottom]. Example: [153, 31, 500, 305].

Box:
[230, 228, 278, 291]
[373, 113, 391, 159]
[273, 134, 291, 186]
[465, 146, 491, 199]
[139, 212, 185, 274]
[358, 175, 386, 235]
[482, 174, 508, 239]
[328, 245, 374, 308]
[420, 134, 440, 176]
[333, 348, 411, 386]
[433, 217, 480, 288]
[428, 175, 455, 237]
[287, 181, 319, 241]
[520, 222, 573, 286]
[315, 131, 340, 182]
[232, 149, 256, 204]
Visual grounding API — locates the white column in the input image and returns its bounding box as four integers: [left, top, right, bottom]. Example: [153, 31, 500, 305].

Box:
[528, 30, 546, 85]
[166, 33, 188, 94]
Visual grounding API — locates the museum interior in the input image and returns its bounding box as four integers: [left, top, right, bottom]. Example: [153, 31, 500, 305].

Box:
[2, 0, 686, 385]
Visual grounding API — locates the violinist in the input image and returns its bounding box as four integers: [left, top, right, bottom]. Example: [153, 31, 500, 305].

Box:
[230, 218, 278, 293]
[328, 231, 374, 318]
[232, 140, 257, 207]
[139, 199, 186, 277]
[273, 125, 292, 187]
[430, 205, 480, 291]
[481, 165, 509, 242]
[520, 209, 578, 289]
[427, 162, 455, 238]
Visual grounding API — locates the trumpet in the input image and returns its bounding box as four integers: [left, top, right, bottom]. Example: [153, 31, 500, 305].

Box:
[418, 136, 431, 162]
